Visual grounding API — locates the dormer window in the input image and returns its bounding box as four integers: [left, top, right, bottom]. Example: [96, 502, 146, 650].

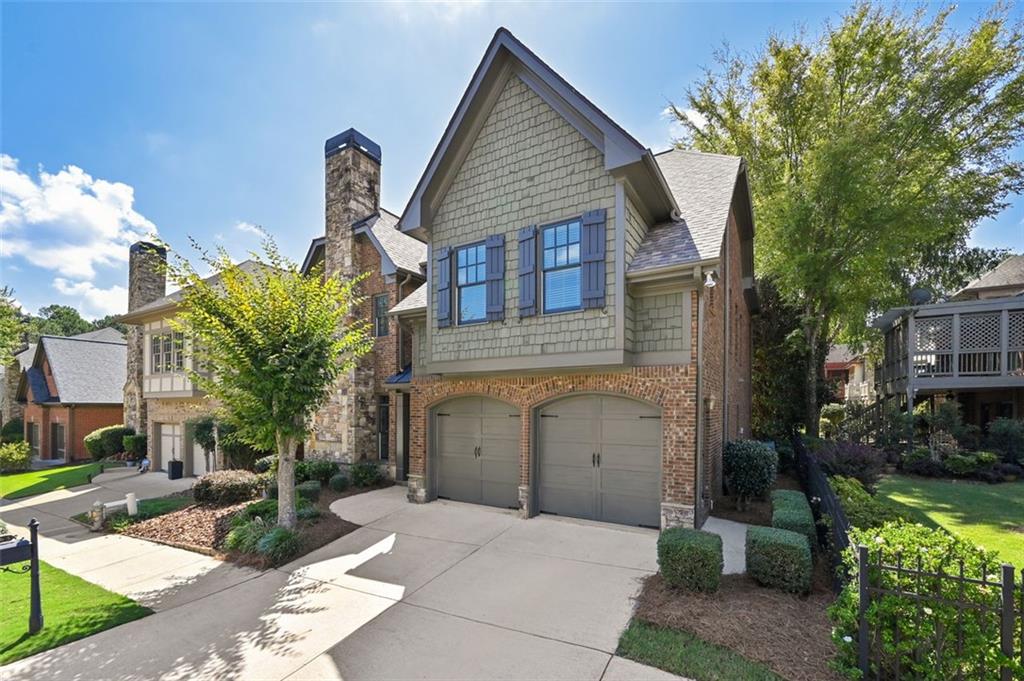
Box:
[542, 220, 582, 313]
[456, 243, 487, 324]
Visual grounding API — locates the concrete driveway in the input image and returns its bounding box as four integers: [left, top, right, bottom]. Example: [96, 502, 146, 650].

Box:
[3, 486, 686, 681]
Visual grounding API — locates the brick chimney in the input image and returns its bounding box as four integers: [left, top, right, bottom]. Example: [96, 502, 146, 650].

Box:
[123, 241, 166, 432]
[315, 129, 381, 462]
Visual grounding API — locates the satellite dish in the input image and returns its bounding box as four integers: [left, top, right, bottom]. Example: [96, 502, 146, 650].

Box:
[909, 288, 932, 306]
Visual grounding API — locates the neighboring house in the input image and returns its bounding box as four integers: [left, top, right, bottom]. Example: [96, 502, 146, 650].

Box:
[299, 129, 427, 481]
[874, 255, 1024, 427]
[383, 29, 756, 530]
[1, 342, 35, 425]
[824, 345, 876, 405]
[15, 331, 127, 461]
[825, 345, 855, 401]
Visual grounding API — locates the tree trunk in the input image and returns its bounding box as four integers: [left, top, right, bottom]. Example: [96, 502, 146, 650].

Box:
[276, 434, 297, 530]
[804, 324, 821, 438]
[213, 423, 225, 471]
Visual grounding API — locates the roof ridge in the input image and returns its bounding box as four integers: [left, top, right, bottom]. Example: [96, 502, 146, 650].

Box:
[41, 335, 127, 346]
[655, 147, 741, 161]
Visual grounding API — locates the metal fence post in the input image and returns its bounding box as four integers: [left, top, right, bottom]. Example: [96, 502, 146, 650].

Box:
[858, 544, 870, 677]
[1001, 564, 1014, 681]
[28, 518, 43, 634]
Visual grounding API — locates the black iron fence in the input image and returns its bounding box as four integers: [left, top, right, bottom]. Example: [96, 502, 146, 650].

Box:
[856, 546, 1023, 680]
[791, 434, 852, 592]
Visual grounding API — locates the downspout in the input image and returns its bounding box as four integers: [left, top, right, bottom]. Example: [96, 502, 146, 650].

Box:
[695, 281, 707, 525]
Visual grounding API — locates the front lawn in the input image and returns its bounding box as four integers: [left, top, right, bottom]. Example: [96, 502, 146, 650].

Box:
[876, 475, 1024, 567]
[0, 560, 151, 664]
[0, 463, 104, 500]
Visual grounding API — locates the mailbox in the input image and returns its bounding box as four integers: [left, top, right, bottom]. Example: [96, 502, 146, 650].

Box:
[0, 538, 32, 566]
[0, 519, 43, 633]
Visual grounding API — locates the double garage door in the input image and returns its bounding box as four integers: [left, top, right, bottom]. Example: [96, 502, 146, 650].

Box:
[434, 395, 661, 527]
[158, 423, 210, 477]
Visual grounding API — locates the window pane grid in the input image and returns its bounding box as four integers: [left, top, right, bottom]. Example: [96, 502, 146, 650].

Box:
[456, 243, 487, 324]
[542, 220, 582, 313]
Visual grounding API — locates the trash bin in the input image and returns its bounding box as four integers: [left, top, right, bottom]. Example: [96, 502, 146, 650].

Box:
[167, 460, 184, 480]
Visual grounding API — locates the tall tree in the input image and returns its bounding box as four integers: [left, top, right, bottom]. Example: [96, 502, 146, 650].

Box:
[673, 3, 1024, 434]
[164, 238, 372, 529]
[89, 315, 129, 335]
[29, 304, 92, 338]
[0, 287, 25, 367]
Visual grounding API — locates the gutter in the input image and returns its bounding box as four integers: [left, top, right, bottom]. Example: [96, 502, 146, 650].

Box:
[626, 257, 720, 284]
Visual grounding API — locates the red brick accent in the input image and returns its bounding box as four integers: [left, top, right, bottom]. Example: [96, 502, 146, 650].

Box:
[24, 402, 123, 461]
[408, 364, 699, 506]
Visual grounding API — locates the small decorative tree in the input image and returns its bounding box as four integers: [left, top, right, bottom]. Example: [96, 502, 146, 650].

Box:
[164, 237, 372, 529]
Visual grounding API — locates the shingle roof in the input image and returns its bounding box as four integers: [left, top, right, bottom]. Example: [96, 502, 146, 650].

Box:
[38, 335, 127, 404]
[125, 260, 266, 319]
[15, 344, 35, 372]
[390, 282, 427, 314]
[629, 149, 742, 273]
[956, 255, 1024, 297]
[24, 367, 54, 403]
[358, 210, 427, 275]
[826, 344, 856, 366]
[72, 327, 125, 343]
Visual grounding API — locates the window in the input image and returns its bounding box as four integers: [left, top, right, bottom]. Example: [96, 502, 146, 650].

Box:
[28, 423, 39, 458]
[377, 395, 390, 461]
[456, 243, 487, 324]
[542, 220, 582, 313]
[150, 331, 186, 374]
[373, 294, 389, 337]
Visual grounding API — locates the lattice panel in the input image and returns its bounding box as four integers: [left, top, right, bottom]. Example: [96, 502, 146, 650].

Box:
[1009, 311, 1024, 349]
[960, 313, 1000, 350]
[915, 317, 952, 352]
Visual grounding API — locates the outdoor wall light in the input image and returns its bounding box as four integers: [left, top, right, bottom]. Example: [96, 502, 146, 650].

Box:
[704, 270, 718, 288]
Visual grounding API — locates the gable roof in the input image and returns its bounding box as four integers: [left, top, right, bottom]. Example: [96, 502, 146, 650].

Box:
[398, 27, 677, 238]
[14, 344, 35, 372]
[353, 210, 427, 276]
[953, 254, 1024, 299]
[72, 327, 125, 343]
[121, 260, 265, 323]
[390, 282, 427, 316]
[20, 335, 126, 405]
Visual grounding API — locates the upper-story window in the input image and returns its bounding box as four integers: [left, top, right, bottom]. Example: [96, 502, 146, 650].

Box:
[151, 331, 185, 374]
[456, 243, 487, 324]
[542, 220, 582, 313]
[373, 294, 389, 337]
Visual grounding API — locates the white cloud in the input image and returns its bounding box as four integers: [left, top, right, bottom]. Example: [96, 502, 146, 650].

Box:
[0, 154, 157, 280]
[52, 278, 129, 317]
[234, 220, 263, 236]
[384, 0, 484, 25]
[662, 106, 707, 142]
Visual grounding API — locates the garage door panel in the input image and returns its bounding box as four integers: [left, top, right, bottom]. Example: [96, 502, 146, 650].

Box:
[481, 417, 519, 439]
[599, 468, 659, 496]
[481, 480, 519, 509]
[541, 395, 597, 417]
[539, 486, 595, 520]
[539, 417, 596, 444]
[600, 418, 660, 446]
[600, 444, 661, 472]
[438, 473, 480, 504]
[435, 397, 520, 510]
[600, 493, 660, 527]
[601, 397, 656, 418]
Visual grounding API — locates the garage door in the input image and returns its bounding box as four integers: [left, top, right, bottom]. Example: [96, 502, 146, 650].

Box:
[159, 423, 182, 471]
[538, 395, 661, 527]
[192, 439, 208, 477]
[435, 397, 520, 509]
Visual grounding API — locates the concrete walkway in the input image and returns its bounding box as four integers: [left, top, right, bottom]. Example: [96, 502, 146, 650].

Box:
[3, 486, 691, 681]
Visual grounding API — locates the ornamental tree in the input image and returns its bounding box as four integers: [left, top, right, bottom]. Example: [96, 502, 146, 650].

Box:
[671, 3, 1024, 434]
[163, 237, 371, 529]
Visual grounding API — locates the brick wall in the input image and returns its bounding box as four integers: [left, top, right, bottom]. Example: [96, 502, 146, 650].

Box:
[406, 362, 700, 527]
[24, 402, 122, 461]
[430, 74, 617, 362]
[724, 212, 752, 440]
[700, 263, 725, 511]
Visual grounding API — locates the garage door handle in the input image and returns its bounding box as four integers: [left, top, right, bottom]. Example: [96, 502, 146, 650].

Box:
[592, 452, 596, 467]
[597, 453, 601, 467]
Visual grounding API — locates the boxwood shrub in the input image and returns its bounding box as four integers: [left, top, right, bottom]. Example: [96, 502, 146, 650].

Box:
[723, 440, 778, 507]
[296, 479, 321, 502]
[84, 424, 134, 460]
[122, 434, 147, 458]
[295, 458, 339, 485]
[746, 526, 811, 594]
[657, 527, 723, 593]
[770, 489, 815, 547]
[350, 460, 384, 488]
[192, 470, 261, 505]
[329, 473, 350, 492]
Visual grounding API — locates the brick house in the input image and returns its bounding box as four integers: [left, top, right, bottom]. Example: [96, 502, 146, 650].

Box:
[1, 342, 35, 426]
[381, 29, 757, 529]
[16, 329, 127, 461]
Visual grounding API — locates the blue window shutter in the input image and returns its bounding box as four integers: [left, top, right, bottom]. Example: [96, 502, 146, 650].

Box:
[581, 208, 607, 308]
[485, 234, 505, 321]
[518, 226, 537, 317]
[436, 246, 452, 328]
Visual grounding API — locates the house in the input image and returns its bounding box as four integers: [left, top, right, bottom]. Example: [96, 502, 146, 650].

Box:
[825, 345, 855, 401]
[1, 342, 35, 426]
[824, 345, 876, 405]
[15, 328, 127, 461]
[380, 28, 756, 529]
[874, 254, 1024, 427]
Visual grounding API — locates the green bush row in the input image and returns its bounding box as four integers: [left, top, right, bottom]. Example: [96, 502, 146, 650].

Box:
[83, 425, 134, 460]
[829, 475, 906, 529]
[770, 489, 815, 547]
[745, 526, 811, 594]
[192, 470, 262, 505]
[657, 527, 723, 593]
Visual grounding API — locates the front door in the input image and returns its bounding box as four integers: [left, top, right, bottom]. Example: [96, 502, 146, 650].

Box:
[50, 423, 66, 460]
[159, 423, 182, 471]
[435, 396, 519, 509]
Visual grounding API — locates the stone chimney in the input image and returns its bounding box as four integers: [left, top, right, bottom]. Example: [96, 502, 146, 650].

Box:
[124, 241, 167, 432]
[315, 129, 382, 462]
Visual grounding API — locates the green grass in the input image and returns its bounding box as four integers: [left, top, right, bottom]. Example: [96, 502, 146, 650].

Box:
[0, 560, 151, 664]
[0, 463, 104, 500]
[71, 495, 194, 529]
[617, 620, 782, 681]
[877, 474, 1024, 567]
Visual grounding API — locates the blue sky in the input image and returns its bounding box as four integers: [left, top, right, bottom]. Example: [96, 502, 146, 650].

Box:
[2, 1, 1021, 318]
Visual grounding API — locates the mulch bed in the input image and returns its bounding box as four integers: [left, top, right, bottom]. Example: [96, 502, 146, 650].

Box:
[634, 568, 842, 681]
[713, 471, 804, 527]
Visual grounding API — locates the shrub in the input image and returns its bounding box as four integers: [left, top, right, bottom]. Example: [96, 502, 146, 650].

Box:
[350, 460, 384, 488]
[986, 417, 1024, 464]
[829, 522, 1016, 680]
[814, 441, 885, 491]
[903, 447, 945, 477]
[0, 418, 24, 444]
[253, 455, 277, 474]
[223, 517, 270, 553]
[819, 403, 846, 438]
[829, 475, 905, 529]
[774, 440, 795, 471]
[122, 434, 147, 458]
[296, 479, 321, 502]
[657, 528, 723, 593]
[295, 458, 339, 485]
[237, 498, 278, 524]
[770, 490, 815, 547]
[723, 440, 777, 508]
[745, 526, 811, 594]
[329, 473, 350, 492]
[296, 504, 320, 520]
[83, 424, 134, 460]
[943, 452, 978, 477]
[0, 441, 31, 472]
[192, 470, 261, 505]
[997, 462, 1023, 480]
[265, 479, 280, 499]
[256, 526, 301, 564]
[974, 451, 999, 467]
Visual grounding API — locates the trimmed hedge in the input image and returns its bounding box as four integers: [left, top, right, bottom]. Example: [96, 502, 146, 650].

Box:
[192, 470, 261, 505]
[295, 458, 339, 485]
[329, 473, 350, 492]
[84, 425, 134, 460]
[746, 526, 811, 594]
[723, 440, 778, 507]
[122, 434, 147, 458]
[657, 527, 723, 593]
[829, 475, 905, 529]
[770, 489, 815, 547]
[296, 479, 321, 502]
[350, 460, 384, 488]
